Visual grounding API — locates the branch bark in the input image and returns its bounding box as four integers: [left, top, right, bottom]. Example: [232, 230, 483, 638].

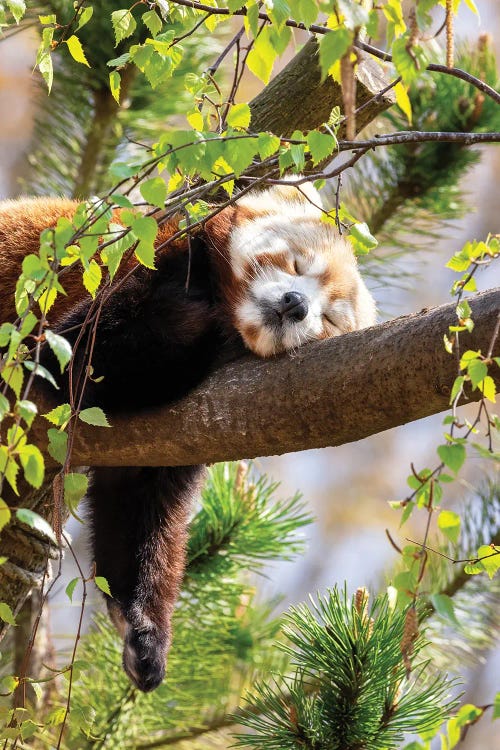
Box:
[249, 38, 395, 138]
[29, 287, 500, 467]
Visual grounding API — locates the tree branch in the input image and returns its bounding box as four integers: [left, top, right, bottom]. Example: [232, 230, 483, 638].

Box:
[27, 287, 500, 468]
[248, 38, 395, 138]
[168, 0, 500, 105]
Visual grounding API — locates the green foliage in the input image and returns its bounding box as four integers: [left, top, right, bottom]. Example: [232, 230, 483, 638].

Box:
[56, 464, 306, 748]
[236, 588, 456, 750]
[187, 463, 311, 578]
[346, 41, 500, 277]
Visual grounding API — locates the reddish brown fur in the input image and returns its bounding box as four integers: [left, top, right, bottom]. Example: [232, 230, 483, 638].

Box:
[0, 198, 190, 324]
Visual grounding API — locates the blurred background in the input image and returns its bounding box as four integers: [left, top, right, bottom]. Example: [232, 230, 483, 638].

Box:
[0, 2, 499, 747]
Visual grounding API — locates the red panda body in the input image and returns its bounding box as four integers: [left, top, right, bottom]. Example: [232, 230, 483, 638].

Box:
[0, 184, 376, 691]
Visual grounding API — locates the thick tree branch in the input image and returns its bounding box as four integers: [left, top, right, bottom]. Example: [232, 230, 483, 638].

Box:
[27, 287, 500, 467]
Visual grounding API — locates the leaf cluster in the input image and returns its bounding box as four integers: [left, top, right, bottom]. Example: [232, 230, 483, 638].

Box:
[346, 40, 500, 277]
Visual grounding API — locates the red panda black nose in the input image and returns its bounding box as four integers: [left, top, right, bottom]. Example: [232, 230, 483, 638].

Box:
[279, 291, 308, 322]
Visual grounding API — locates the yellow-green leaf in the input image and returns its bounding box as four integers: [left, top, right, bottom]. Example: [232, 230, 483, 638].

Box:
[476, 544, 500, 579]
[226, 103, 251, 129]
[437, 510, 460, 544]
[65, 35, 90, 67]
[394, 81, 412, 124]
[95, 576, 112, 596]
[478, 375, 496, 403]
[0, 602, 16, 626]
[0, 499, 11, 533]
[109, 70, 121, 104]
[83, 259, 102, 298]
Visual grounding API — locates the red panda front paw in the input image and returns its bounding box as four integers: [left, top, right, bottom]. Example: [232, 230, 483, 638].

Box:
[122, 624, 169, 692]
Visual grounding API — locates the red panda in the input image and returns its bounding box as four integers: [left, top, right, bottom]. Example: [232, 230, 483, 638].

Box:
[0, 183, 375, 692]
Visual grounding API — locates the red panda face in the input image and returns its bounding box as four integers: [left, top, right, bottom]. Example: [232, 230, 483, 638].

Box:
[208, 183, 376, 357]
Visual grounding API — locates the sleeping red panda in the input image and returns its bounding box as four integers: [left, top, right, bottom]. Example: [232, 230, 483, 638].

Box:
[0, 182, 376, 692]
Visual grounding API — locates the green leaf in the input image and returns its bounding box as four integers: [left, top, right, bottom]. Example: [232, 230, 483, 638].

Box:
[0, 393, 10, 422]
[394, 81, 412, 124]
[246, 28, 277, 84]
[19, 445, 45, 489]
[24, 360, 59, 390]
[257, 133, 280, 160]
[289, 0, 318, 26]
[478, 375, 496, 403]
[140, 177, 167, 209]
[45, 330, 72, 373]
[132, 215, 158, 244]
[348, 222, 378, 255]
[1, 362, 23, 398]
[110, 193, 133, 208]
[0, 602, 16, 626]
[430, 593, 459, 625]
[65, 35, 90, 67]
[456, 299, 471, 321]
[111, 8, 137, 45]
[392, 37, 423, 85]
[38, 45, 54, 94]
[318, 28, 352, 79]
[437, 510, 460, 544]
[20, 720, 38, 740]
[476, 544, 500, 579]
[16, 399, 37, 428]
[43, 403, 72, 428]
[78, 407, 111, 427]
[449, 375, 464, 404]
[109, 70, 121, 104]
[6, 0, 25, 23]
[467, 358, 487, 388]
[142, 8, 162, 36]
[76, 5, 93, 31]
[95, 576, 112, 596]
[226, 103, 252, 129]
[132, 216, 158, 269]
[306, 131, 337, 165]
[16, 508, 56, 544]
[83, 259, 102, 298]
[0, 499, 11, 533]
[47, 428, 68, 465]
[64, 473, 89, 510]
[493, 692, 500, 720]
[267, 0, 290, 29]
[437, 443, 465, 474]
[65, 577, 79, 602]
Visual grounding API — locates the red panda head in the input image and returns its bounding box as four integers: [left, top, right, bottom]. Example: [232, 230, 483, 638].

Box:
[205, 183, 376, 357]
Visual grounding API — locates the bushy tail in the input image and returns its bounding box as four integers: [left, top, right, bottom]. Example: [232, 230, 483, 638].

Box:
[88, 465, 206, 691]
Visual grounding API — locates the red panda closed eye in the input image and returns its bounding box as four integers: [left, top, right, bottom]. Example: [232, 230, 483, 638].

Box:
[0, 182, 375, 692]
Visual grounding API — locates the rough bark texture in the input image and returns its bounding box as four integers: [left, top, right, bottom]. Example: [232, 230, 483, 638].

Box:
[27, 287, 500, 467]
[249, 38, 395, 137]
[0, 471, 60, 640]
